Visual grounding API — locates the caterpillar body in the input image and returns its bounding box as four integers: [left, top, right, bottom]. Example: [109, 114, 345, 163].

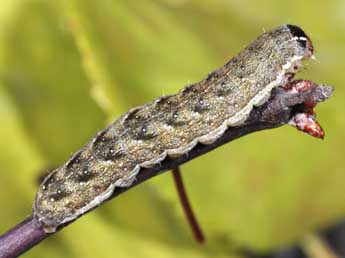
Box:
[33, 24, 314, 233]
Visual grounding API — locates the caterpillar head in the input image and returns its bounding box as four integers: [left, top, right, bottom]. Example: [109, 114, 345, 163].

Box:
[286, 24, 314, 57]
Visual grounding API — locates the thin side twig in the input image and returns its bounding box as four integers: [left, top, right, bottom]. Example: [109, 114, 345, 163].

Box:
[0, 84, 333, 258]
[172, 167, 205, 244]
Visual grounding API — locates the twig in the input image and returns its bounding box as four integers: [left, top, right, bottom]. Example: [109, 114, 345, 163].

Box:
[172, 167, 205, 244]
[0, 217, 47, 258]
[0, 84, 333, 258]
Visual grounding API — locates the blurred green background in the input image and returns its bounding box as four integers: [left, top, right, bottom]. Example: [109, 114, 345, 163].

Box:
[0, 0, 344, 257]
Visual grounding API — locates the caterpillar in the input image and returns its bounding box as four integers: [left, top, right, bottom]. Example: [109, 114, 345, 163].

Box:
[33, 24, 314, 233]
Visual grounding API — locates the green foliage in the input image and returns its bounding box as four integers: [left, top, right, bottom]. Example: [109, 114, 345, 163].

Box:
[0, 0, 344, 257]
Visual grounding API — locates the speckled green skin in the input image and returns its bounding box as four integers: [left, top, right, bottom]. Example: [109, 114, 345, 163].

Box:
[33, 24, 313, 232]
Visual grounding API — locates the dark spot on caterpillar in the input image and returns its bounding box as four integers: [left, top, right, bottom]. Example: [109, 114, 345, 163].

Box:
[41, 170, 59, 190]
[91, 128, 109, 146]
[234, 62, 248, 79]
[90, 126, 126, 161]
[104, 146, 124, 161]
[125, 108, 143, 121]
[248, 40, 263, 57]
[225, 56, 239, 67]
[215, 82, 236, 96]
[190, 96, 210, 113]
[155, 95, 171, 105]
[181, 84, 198, 94]
[49, 187, 69, 202]
[132, 123, 157, 140]
[166, 110, 187, 126]
[253, 51, 260, 57]
[205, 71, 219, 81]
[74, 167, 96, 183]
[154, 95, 180, 114]
[123, 111, 157, 141]
[66, 151, 82, 169]
[259, 55, 266, 61]
[123, 108, 150, 128]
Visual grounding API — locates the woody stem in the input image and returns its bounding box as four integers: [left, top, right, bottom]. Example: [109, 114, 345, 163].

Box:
[172, 167, 205, 244]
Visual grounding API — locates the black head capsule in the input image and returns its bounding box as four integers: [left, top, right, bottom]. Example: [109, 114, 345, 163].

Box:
[286, 24, 314, 55]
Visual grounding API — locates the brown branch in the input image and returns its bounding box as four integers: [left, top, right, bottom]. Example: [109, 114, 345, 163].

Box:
[172, 167, 205, 244]
[0, 84, 333, 258]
